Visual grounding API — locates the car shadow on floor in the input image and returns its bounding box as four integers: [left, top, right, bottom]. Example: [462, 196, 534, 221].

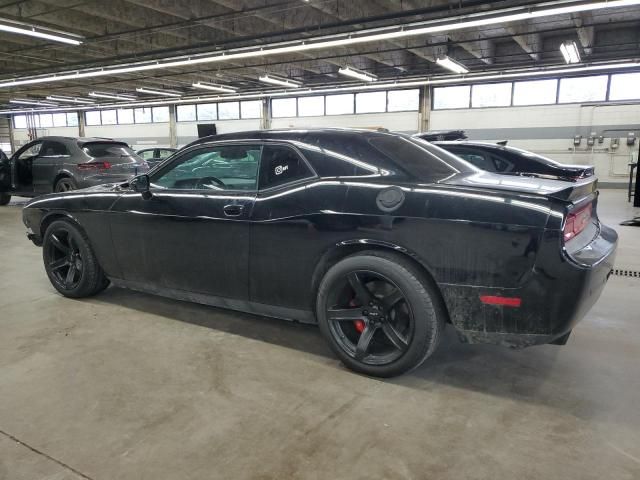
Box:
[93, 286, 598, 416]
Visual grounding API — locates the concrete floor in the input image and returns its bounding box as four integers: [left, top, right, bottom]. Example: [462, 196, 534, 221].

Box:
[1, 190, 639, 480]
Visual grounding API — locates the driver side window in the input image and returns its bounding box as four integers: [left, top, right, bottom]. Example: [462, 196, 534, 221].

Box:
[151, 144, 261, 191]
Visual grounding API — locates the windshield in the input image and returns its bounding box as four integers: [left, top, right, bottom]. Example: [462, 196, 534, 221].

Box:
[82, 142, 136, 158]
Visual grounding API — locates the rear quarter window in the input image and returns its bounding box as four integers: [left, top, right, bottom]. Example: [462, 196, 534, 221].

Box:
[301, 148, 375, 177]
[259, 145, 314, 189]
[368, 136, 463, 180]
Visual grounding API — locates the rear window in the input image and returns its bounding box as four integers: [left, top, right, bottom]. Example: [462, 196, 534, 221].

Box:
[81, 142, 135, 158]
[368, 136, 475, 180]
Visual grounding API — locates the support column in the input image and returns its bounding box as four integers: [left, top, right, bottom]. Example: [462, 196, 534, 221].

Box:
[8, 117, 16, 153]
[261, 98, 271, 130]
[77, 111, 85, 137]
[169, 105, 178, 148]
[418, 85, 431, 133]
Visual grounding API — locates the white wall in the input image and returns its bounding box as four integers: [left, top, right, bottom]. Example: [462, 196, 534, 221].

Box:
[85, 123, 171, 151]
[271, 111, 419, 132]
[176, 119, 261, 147]
[430, 103, 640, 185]
[13, 126, 78, 147]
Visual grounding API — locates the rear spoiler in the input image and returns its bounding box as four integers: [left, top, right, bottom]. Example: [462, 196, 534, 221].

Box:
[548, 176, 598, 202]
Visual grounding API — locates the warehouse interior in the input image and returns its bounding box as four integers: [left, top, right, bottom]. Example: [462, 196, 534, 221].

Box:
[1, 1, 640, 479]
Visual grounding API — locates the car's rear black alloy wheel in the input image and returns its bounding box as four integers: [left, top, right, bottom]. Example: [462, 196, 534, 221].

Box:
[55, 178, 75, 192]
[45, 227, 84, 290]
[326, 270, 414, 366]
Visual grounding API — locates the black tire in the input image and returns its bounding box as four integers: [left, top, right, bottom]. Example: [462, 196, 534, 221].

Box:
[0, 193, 10, 205]
[54, 177, 77, 193]
[316, 250, 445, 378]
[42, 219, 109, 298]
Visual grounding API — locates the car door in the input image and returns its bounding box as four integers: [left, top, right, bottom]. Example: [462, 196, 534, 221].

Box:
[249, 143, 318, 310]
[33, 140, 70, 194]
[108, 142, 261, 300]
[10, 140, 43, 192]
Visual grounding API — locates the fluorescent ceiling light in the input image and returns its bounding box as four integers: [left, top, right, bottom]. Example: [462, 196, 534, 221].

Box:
[2, 61, 640, 115]
[0, 0, 638, 89]
[192, 82, 237, 93]
[0, 19, 83, 45]
[436, 55, 469, 74]
[259, 75, 302, 88]
[560, 41, 581, 64]
[88, 91, 137, 101]
[136, 87, 182, 97]
[338, 66, 377, 82]
[10, 99, 58, 106]
[46, 95, 95, 104]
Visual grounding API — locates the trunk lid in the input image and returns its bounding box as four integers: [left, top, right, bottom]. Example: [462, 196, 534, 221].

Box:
[441, 171, 597, 202]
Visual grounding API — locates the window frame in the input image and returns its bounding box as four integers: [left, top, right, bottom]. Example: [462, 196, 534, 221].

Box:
[149, 141, 264, 194]
[257, 141, 317, 192]
[149, 140, 317, 194]
[39, 140, 70, 157]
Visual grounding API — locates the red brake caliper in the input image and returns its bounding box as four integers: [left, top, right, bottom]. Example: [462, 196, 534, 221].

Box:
[349, 298, 366, 333]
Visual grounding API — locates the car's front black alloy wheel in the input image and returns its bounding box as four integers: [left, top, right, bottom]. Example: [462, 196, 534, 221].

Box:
[326, 271, 414, 366]
[317, 251, 445, 377]
[46, 228, 84, 290]
[43, 220, 109, 298]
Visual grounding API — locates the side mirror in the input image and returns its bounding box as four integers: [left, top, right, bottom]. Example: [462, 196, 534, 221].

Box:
[132, 174, 152, 200]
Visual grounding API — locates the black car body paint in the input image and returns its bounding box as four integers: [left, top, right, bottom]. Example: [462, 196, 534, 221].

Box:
[23, 129, 617, 348]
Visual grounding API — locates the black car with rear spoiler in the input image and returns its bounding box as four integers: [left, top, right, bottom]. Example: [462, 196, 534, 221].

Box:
[22, 128, 617, 377]
[413, 135, 595, 182]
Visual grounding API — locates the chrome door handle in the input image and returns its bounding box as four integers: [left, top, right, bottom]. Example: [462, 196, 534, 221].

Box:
[223, 204, 244, 216]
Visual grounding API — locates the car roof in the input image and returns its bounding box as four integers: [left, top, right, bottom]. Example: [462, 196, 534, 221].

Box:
[34, 136, 126, 145]
[186, 127, 401, 148]
[435, 140, 508, 150]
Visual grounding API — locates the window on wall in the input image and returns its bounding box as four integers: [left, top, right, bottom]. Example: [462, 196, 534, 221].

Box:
[356, 91, 387, 113]
[197, 103, 217, 121]
[388, 89, 419, 111]
[298, 96, 324, 116]
[153, 106, 170, 122]
[433, 85, 470, 109]
[101, 110, 117, 125]
[52, 113, 67, 127]
[326, 93, 354, 115]
[609, 72, 640, 101]
[512, 79, 558, 106]
[272, 98, 297, 118]
[558, 75, 608, 103]
[117, 109, 134, 124]
[13, 115, 27, 129]
[472, 82, 512, 108]
[85, 110, 101, 126]
[241, 100, 262, 119]
[177, 104, 196, 121]
[134, 108, 152, 123]
[218, 101, 239, 120]
[39, 114, 53, 128]
[66, 112, 78, 127]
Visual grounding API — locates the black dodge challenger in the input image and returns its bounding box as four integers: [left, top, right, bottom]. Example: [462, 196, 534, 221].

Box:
[22, 129, 617, 377]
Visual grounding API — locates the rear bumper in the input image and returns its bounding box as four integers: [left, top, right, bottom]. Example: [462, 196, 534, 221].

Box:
[440, 223, 617, 348]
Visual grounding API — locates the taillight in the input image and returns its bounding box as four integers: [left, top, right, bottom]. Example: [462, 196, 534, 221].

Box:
[563, 203, 592, 242]
[77, 161, 111, 171]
